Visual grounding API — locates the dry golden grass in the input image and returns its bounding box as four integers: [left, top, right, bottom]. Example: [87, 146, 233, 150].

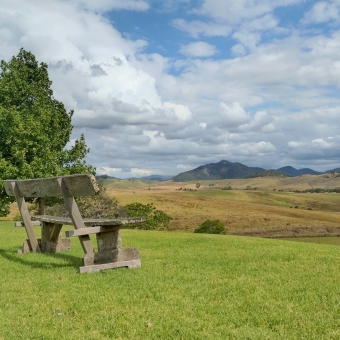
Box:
[4, 175, 340, 236]
[106, 176, 340, 236]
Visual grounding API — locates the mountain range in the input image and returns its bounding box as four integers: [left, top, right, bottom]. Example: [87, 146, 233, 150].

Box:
[171, 160, 339, 182]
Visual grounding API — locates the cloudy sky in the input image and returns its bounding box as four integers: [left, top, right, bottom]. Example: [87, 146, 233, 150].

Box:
[1, 0, 340, 178]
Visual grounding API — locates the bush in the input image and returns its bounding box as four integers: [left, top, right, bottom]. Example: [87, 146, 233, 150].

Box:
[124, 202, 172, 230]
[194, 219, 226, 235]
[44, 180, 124, 219]
[13, 213, 22, 221]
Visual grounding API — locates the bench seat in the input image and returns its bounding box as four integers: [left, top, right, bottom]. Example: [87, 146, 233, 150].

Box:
[32, 215, 144, 226]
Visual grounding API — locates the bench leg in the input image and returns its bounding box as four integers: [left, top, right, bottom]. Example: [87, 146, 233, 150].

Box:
[41, 222, 71, 253]
[80, 230, 141, 273]
[18, 239, 42, 254]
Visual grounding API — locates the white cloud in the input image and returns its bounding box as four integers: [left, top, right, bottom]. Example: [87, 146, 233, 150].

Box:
[193, 0, 304, 23]
[232, 31, 261, 50]
[163, 102, 192, 121]
[172, 19, 231, 37]
[173, 0, 303, 40]
[2, 0, 340, 177]
[180, 41, 218, 57]
[262, 123, 276, 133]
[288, 141, 305, 148]
[312, 137, 335, 148]
[231, 44, 247, 56]
[220, 104, 274, 133]
[220, 102, 250, 127]
[68, 0, 150, 12]
[302, 1, 340, 24]
[223, 141, 276, 157]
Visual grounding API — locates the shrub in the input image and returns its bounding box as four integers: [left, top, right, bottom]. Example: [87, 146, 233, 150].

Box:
[44, 180, 123, 219]
[13, 213, 22, 221]
[194, 219, 226, 235]
[124, 202, 172, 230]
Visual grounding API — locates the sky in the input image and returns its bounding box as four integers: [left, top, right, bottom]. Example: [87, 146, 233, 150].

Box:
[1, 0, 340, 178]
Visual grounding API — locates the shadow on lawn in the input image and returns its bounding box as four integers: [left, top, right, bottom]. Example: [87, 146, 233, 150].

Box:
[0, 248, 81, 270]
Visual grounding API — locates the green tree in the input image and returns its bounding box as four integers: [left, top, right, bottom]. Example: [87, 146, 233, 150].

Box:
[0, 48, 94, 216]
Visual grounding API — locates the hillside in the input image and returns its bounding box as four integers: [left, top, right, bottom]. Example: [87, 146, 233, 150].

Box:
[277, 166, 321, 177]
[245, 169, 288, 178]
[171, 160, 340, 182]
[139, 175, 173, 181]
[172, 160, 263, 181]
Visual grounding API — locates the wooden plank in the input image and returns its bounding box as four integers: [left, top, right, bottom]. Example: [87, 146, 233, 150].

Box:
[79, 259, 141, 273]
[3, 174, 99, 198]
[11, 182, 41, 253]
[65, 225, 120, 237]
[15, 221, 41, 227]
[49, 223, 63, 242]
[40, 222, 63, 242]
[32, 215, 146, 226]
[58, 177, 94, 254]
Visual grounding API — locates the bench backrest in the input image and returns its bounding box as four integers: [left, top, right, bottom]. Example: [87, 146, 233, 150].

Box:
[4, 174, 99, 198]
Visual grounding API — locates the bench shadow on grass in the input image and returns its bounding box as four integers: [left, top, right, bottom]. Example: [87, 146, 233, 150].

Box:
[0, 247, 82, 270]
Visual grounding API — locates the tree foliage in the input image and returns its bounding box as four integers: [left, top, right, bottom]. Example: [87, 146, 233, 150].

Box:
[0, 48, 94, 216]
[124, 202, 172, 230]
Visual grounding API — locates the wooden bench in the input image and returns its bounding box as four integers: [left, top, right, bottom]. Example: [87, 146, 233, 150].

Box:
[4, 174, 145, 273]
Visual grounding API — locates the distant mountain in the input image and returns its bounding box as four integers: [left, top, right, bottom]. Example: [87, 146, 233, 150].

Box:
[246, 169, 289, 178]
[324, 167, 340, 173]
[277, 166, 321, 177]
[96, 175, 118, 180]
[139, 175, 173, 181]
[172, 160, 264, 182]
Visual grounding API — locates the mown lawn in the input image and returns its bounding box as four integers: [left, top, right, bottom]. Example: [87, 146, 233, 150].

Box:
[1, 221, 340, 339]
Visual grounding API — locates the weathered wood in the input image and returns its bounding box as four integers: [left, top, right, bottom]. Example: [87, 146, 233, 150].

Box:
[40, 222, 63, 242]
[58, 177, 94, 255]
[93, 249, 119, 264]
[96, 230, 120, 252]
[32, 215, 145, 226]
[3, 174, 99, 198]
[48, 223, 63, 242]
[65, 225, 121, 237]
[82, 245, 139, 268]
[18, 239, 32, 254]
[117, 247, 140, 262]
[6, 173, 142, 272]
[11, 182, 41, 253]
[79, 259, 141, 273]
[15, 221, 41, 227]
[40, 235, 71, 253]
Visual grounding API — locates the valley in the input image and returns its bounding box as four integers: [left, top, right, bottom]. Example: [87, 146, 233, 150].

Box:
[105, 174, 340, 237]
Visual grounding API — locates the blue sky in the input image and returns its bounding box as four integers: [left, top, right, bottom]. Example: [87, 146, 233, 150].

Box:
[1, 0, 340, 178]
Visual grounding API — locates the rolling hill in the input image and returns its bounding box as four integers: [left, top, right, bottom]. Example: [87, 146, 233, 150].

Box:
[172, 160, 338, 182]
[277, 166, 321, 177]
[172, 160, 264, 181]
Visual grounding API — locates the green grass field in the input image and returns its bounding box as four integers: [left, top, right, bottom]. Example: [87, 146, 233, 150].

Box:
[1, 221, 340, 339]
